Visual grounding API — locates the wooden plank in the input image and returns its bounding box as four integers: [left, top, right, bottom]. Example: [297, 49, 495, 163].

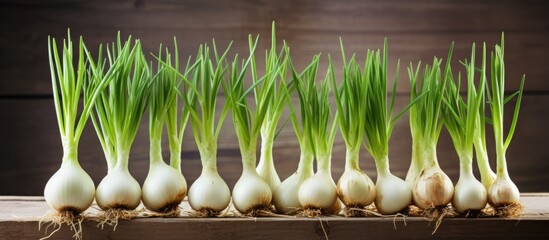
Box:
[1, 0, 548, 95]
[0, 194, 548, 240]
[1, 95, 547, 195]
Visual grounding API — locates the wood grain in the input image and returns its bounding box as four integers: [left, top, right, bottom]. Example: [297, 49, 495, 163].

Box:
[1, 0, 548, 195]
[0, 0, 547, 95]
[0, 194, 548, 240]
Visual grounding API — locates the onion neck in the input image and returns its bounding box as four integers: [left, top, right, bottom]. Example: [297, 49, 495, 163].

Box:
[149, 138, 164, 169]
[198, 142, 218, 173]
[61, 137, 79, 164]
[407, 139, 423, 182]
[296, 150, 314, 176]
[241, 148, 257, 172]
[474, 139, 495, 182]
[496, 146, 509, 177]
[374, 155, 391, 178]
[458, 151, 474, 178]
[317, 155, 331, 174]
[421, 144, 439, 168]
[258, 130, 275, 171]
[344, 147, 360, 171]
[114, 147, 130, 171]
[169, 134, 182, 171]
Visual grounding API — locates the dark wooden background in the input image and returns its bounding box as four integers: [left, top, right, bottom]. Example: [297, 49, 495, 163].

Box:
[1, 0, 548, 195]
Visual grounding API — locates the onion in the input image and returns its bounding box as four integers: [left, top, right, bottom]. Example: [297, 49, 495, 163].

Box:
[412, 163, 454, 209]
[374, 163, 412, 214]
[44, 158, 95, 214]
[188, 166, 231, 213]
[273, 152, 314, 214]
[232, 167, 273, 214]
[453, 170, 487, 214]
[95, 166, 141, 210]
[485, 35, 524, 216]
[488, 172, 520, 207]
[337, 166, 376, 209]
[142, 161, 186, 212]
[298, 168, 337, 212]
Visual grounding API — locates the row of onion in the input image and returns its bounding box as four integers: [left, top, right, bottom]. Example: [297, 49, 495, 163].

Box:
[43, 27, 524, 238]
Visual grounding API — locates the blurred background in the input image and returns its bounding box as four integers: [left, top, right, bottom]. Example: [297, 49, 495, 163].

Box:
[1, 0, 548, 195]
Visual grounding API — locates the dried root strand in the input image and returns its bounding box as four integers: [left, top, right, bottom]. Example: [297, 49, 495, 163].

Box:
[298, 208, 322, 218]
[243, 205, 279, 217]
[274, 207, 301, 216]
[188, 208, 224, 218]
[422, 205, 456, 235]
[461, 209, 491, 218]
[39, 209, 84, 240]
[96, 208, 139, 231]
[142, 207, 181, 218]
[487, 202, 524, 218]
[403, 205, 423, 217]
[344, 205, 383, 217]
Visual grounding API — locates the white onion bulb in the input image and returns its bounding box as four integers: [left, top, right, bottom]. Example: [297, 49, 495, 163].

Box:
[188, 168, 231, 213]
[142, 162, 186, 212]
[232, 169, 272, 214]
[95, 167, 141, 210]
[337, 168, 376, 208]
[44, 160, 95, 213]
[298, 171, 337, 211]
[412, 164, 454, 209]
[452, 172, 487, 214]
[488, 173, 520, 207]
[375, 172, 412, 215]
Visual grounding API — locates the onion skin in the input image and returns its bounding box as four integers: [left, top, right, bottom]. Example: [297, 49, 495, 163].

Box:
[375, 173, 412, 215]
[337, 168, 376, 208]
[142, 163, 187, 212]
[452, 173, 487, 214]
[95, 168, 141, 210]
[488, 174, 520, 207]
[44, 160, 95, 214]
[257, 162, 281, 195]
[232, 170, 272, 214]
[257, 137, 281, 193]
[188, 168, 231, 213]
[298, 171, 338, 211]
[273, 172, 309, 214]
[412, 165, 454, 209]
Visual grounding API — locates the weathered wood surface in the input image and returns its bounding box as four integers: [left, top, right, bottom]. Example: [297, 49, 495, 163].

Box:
[0, 194, 548, 240]
[1, 0, 548, 195]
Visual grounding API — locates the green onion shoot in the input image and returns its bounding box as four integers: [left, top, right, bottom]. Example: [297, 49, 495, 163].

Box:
[405, 44, 455, 213]
[295, 55, 341, 216]
[364, 40, 412, 215]
[442, 43, 488, 215]
[43, 31, 112, 238]
[272, 51, 316, 215]
[89, 34, 151, 223]
[486, 34, 525, 216]
[224, 35, 274, 215]
[333, 39, 376, 216]
[167, 41, 234, 217]
[256, 22, 291, 195]
[141, 40, 192, 215]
